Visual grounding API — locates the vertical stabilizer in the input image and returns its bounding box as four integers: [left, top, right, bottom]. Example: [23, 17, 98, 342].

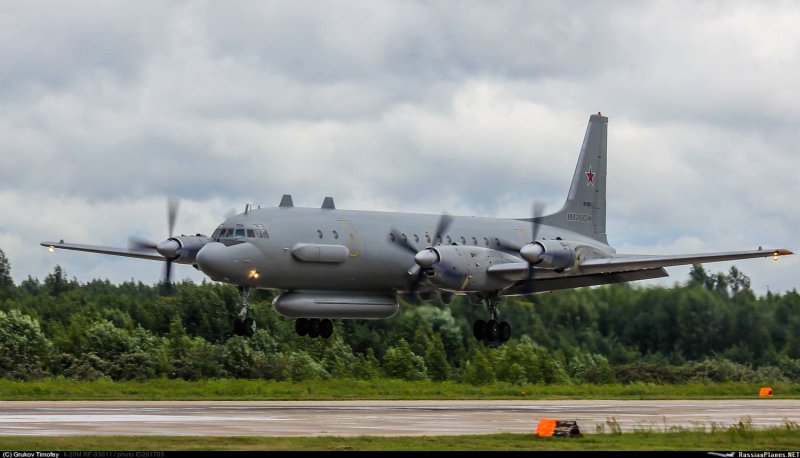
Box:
[540, 113, 608, 244]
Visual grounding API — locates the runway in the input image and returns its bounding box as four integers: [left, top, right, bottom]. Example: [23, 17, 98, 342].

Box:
[1, 400, 798, 436]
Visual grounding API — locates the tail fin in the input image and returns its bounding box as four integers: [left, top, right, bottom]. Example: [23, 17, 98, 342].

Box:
[540, 113, 608, 244]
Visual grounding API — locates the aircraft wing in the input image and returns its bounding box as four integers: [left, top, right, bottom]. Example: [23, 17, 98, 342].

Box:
[576, 248, 792, 275]
[41, 241, 163, 261]
[488, 248, 792, 279]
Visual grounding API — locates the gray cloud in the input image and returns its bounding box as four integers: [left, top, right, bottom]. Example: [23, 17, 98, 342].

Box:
[0, 0, 797, 293]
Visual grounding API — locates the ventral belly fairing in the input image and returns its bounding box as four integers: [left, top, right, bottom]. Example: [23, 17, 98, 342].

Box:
[42, 113, 793, 343]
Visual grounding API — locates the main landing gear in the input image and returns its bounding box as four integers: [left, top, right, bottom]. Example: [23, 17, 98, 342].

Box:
[233, 286, 257, 337]
[472, 296, 511, 344]
[295, 318, 333, 339]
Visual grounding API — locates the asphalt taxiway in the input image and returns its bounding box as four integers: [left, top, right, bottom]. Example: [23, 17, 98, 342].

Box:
[1, 400, 797, 436]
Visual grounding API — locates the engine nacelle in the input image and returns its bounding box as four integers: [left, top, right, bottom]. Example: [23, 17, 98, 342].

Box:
[520, 240, 579, 270]
[273, 291, 399, 319]
[168, 235, 212, 264]
[423, 245, 519, 292]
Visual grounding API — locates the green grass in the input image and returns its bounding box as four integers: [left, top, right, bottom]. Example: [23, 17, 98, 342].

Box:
[1, 378, 798, 400]
[2, 427, 800, 451]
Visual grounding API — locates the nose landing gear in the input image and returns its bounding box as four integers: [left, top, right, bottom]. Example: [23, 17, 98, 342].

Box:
[233, 286, 257, 337]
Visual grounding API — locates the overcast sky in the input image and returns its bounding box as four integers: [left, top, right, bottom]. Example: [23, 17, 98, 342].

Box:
[1, 0, 798, 294]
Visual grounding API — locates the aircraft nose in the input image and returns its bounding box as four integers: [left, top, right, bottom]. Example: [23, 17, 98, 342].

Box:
[196, 242, 262, 284]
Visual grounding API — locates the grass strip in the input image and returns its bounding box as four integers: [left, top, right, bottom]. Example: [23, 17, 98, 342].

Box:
[1, 378, 798, 401]
[1, 428, 800, 451]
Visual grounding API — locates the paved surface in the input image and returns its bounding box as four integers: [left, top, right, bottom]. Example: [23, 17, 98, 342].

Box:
[0, 400, 797, 436]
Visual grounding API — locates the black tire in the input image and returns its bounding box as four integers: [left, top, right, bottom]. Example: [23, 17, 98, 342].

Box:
[295, 318, 309, 336]
[244, 317, 256, 337]
[473, 320, 486, 340]
[498, 321, 511, 343]
[485, 320, 499, 342]
[233, 319, 245, 336]
[308, 318, 321, 338]
[320, 319, 333, 339]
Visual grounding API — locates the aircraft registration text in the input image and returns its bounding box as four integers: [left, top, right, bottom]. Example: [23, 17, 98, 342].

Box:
[567, 213, 592, 223]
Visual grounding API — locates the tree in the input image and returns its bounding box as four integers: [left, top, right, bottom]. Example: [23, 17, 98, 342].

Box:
[44, 265, 77, 296]
[0, 310, 54, 379]
[382, 339, 427, 381]
[463, 349, 495, 385]
[424, 334, 450, 381]
[0, 249, 13, 299]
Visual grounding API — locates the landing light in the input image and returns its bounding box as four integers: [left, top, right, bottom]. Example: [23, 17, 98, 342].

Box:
[48, 246, 54, 253]
[250, 270, 260, 279]
[772, 252, 779, 261]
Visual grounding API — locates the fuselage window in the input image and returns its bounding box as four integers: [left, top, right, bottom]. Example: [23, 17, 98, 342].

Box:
[246, 229, 255, 238]
[446, 235, 452, 244]
[333, 230, 339, 240]
[483, 237, 489, 247]
[460, 236, 466, 245]
[317, 229, 323, 239]
[222, 228, 234, 239]
[212, 227, 221, 241]
[425, 233, 431, 244]
[235, 224, 245, 238]
[389, 232, 396, 242]
[401, 233, 408, 242]
[255, 224, 269, 238]
[414, 234, 419, 243]
[472, 236, 478, 245]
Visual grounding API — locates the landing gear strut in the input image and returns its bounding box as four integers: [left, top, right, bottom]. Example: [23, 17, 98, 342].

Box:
[295, 318, 333, 339]
[233, 286, 257, 337]
[472, 295, 511, 344]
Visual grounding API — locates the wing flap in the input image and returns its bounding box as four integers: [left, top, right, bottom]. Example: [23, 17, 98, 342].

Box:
[41, 241, 163, 261]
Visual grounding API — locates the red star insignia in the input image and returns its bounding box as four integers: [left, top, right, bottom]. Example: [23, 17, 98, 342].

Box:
[586, 166, 595, 185]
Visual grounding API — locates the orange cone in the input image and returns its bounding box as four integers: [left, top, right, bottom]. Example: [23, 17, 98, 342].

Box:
[535, 418, 557, 437]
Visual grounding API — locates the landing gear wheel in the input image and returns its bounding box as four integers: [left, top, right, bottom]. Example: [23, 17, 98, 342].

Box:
[295, 318, 309, 336]
[308, 318, 321, 338]
[243, 317, 256, 337]
[473, 320, 486, 340]
[498, 321, 511, 343]
[320, 319, 333, 339]
[485, 320, 499, 342]
[233, 319, 245, 336]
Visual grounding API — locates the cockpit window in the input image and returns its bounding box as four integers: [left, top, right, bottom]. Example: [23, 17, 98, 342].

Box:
[213, 224, 269, 241]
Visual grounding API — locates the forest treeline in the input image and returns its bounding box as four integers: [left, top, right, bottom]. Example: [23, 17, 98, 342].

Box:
[1, 248, 799, 385]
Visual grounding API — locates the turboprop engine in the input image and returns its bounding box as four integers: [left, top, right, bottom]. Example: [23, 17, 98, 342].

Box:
[519, 240, 579, 270]
[414, 245, 520, 292]
[155, 235, 212, 265]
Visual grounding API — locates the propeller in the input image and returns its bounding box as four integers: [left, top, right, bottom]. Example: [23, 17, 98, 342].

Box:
[521, 201, 546, 296]
[128, 197, 181, 292]
[389, 212, 453, 292]
[496, 201, 545, 298]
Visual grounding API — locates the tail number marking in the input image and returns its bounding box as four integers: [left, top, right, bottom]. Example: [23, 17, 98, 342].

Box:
[567, 213, 592, 223]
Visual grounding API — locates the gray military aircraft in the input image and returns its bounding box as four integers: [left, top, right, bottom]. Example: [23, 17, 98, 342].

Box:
[42, 113, 792, 343]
